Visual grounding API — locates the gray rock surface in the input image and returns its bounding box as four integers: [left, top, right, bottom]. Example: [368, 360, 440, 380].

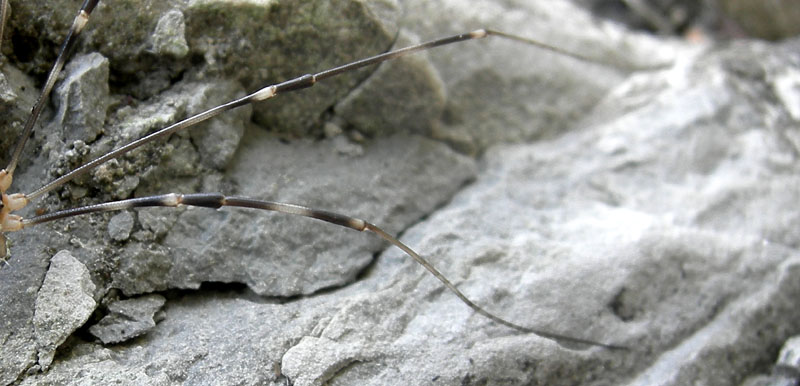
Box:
[50, 53, 110, 144]
[107, 211, 134, 242]
[0, 0, 798, 385]
[400, 0, 679, 154]
[32, 251, 96, 371]
[740, 335, 800, 386]
[334, 31, 447, 138]
[88, 294, 166, 344]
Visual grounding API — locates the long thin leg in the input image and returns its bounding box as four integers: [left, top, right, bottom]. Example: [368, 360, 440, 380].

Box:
[21, 192, 627, 350]
[23, 28, 608, 202]
[0, 0, 99, 193]
[2, 3, 626, 350]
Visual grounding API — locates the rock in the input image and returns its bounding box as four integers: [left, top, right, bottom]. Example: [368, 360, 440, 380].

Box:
[17, 343, 173, 386]
[399, 0, 679, 153]
[107, 211, 134, 242]
[153, 132, 476, 297]
[0, 71, 17, 108]
[88, 295, 166, 344]
[1, 0, 799, 385]
[148, 9, 190, 59]
[32, 251, 97, 370]
[50, 53, 111, 144]
[334, 31, 447, 138]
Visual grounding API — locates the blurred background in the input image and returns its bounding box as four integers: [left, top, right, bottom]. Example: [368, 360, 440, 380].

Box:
[570, 0, 800, 41]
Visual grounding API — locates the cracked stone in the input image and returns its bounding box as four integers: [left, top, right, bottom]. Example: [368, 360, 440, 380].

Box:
[50, 52, 111, 144]
[33, 251, 97, 370]
[89, 294, 167, 344]
[2, 0, 799, 385]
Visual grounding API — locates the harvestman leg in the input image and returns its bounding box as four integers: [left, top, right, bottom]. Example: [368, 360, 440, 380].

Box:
[0, 0, 625, 350]
[0, 0, 100, 255]
[23, 193, 625, 349]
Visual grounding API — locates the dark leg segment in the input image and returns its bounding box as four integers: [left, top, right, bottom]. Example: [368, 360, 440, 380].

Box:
[4, 0, 100, 176]
[2, 0, 627, 351]
[21, 192, 625, 350]
[24, 28, 611, 202]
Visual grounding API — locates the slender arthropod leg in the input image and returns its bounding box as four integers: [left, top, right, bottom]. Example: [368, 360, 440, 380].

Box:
[19, 192, 626, 350]
[1, 0, 626, 350]
[0, 0, 99, 260]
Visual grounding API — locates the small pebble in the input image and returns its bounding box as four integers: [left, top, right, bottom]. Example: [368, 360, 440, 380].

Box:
[108, 211, 134, 241]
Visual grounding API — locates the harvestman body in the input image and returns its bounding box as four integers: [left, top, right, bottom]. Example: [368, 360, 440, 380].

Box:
[0, 0, 623, 350]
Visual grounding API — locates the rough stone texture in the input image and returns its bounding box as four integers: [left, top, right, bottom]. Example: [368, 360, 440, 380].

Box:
[50, 52, 111, 144]
[32, 251, 96, 371]
[152, 133, 475, 297]
[0, 1, 798, 386]
[148, 9, 190, 59]
[88, 294, 166, 344]
[334, 31, 447, 138]
[400, 0, 681, 154]
[107, 211, 134, 242]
